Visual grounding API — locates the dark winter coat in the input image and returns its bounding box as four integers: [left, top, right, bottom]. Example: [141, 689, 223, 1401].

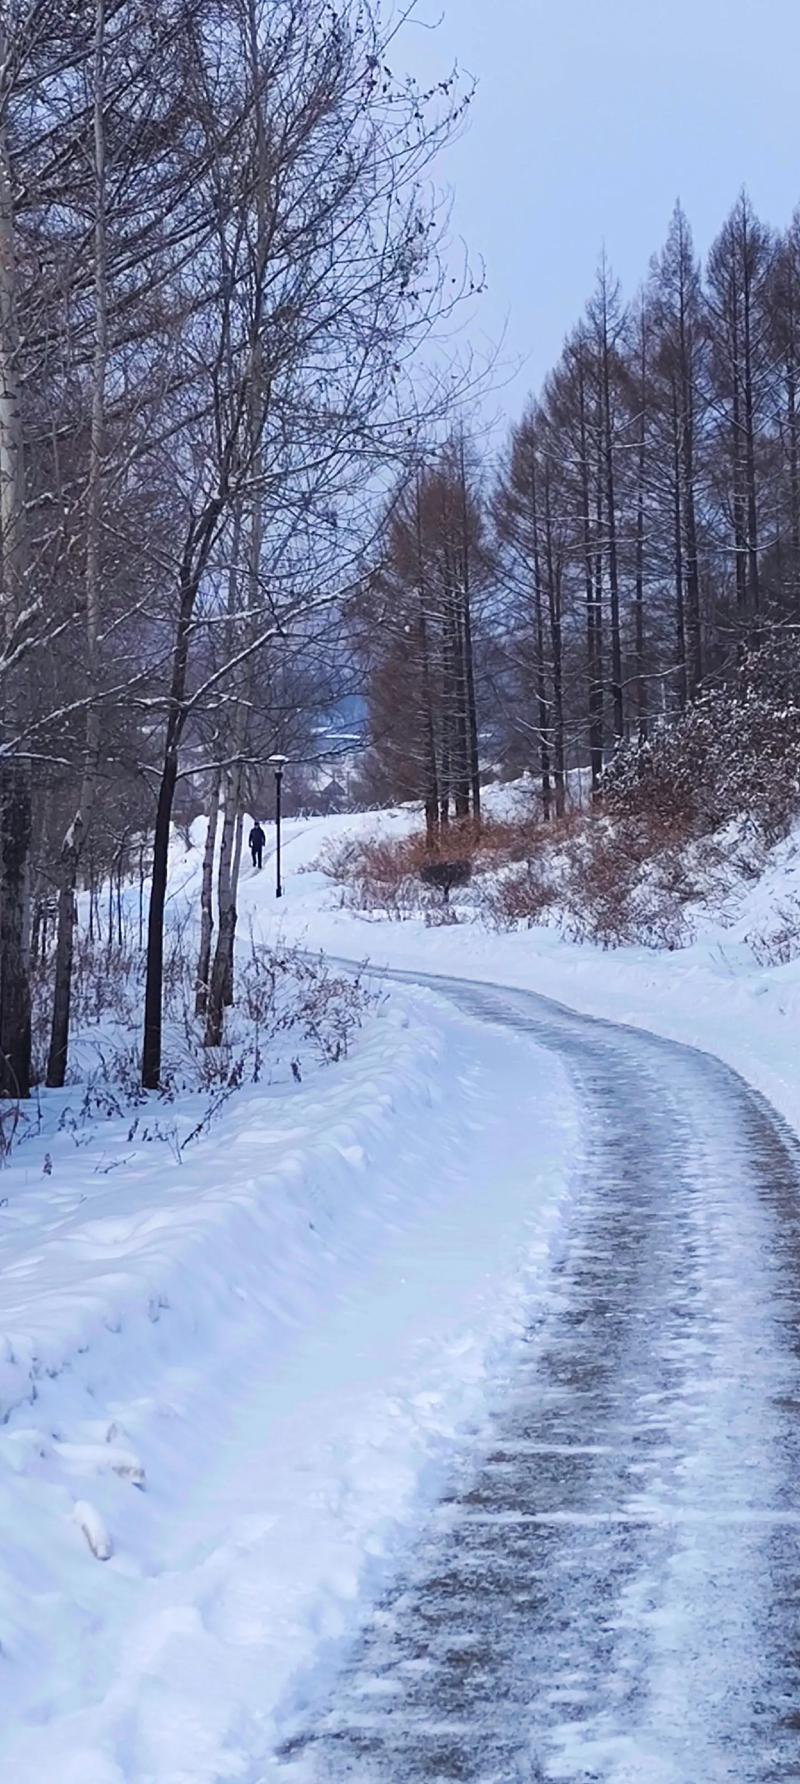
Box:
[249, 824, 266, 850]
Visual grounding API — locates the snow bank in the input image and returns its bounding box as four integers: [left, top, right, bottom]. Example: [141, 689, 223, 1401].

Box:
[0, 980, 579, 1780]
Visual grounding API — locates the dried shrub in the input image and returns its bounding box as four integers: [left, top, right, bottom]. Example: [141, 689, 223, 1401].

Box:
[557, 813, 706, 950]
[419, 859, 472, 903]
[313, 813, 560, 919]
[176, 940, 380, 1090]
[481, 861, 557, 929]
[560, 821, 646, 947]
[315, 833, 423, 916]
[28, 917, 380, 1167]
[315, 761, 798, 955]
[602, 635, 800, 849]
[746, 896, 800, 967]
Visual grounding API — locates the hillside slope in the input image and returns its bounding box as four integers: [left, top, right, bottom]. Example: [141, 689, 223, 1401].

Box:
[221, 798, 800, 1139]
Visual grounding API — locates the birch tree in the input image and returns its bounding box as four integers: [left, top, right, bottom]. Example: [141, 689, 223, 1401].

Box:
[45, 0, 108, 1088]
[140, 0, 474, 1084]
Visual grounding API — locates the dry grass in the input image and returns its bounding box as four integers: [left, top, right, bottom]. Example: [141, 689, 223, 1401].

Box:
[314, 813, 577, 918]
[746, 895, 800, 967]
[316, 802, 776, 954]
[480, 860, 558, 929]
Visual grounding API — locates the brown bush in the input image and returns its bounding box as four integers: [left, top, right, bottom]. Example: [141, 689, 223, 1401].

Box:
[481, 861, 557, 929]
[461, 811, 582, 867]
[316, 805, 743, 951]
[315, 832, 427, 915]
[746, 897, 800, 967]
[313, 815, 560, 918]
[560, 820, 644, 947]
[602, 636, 800, 849]
[555, 810, 714, 949]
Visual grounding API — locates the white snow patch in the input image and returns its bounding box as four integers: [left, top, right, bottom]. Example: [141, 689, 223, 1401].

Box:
[73, 1499, 113, 1561]
[0, 971, 579, 1778]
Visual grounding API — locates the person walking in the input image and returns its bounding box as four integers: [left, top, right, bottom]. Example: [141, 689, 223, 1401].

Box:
[249, 821, 266, 870]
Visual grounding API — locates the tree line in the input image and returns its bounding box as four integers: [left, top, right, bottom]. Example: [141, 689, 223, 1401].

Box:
[0, 0, 475, 1097]
[362, 194, 800, 829]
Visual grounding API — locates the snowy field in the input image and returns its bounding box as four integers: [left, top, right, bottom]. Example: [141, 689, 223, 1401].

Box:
[1, 794, 799, 1778]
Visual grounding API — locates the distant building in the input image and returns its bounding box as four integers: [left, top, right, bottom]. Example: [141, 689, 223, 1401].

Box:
[314, 778, 349, 815]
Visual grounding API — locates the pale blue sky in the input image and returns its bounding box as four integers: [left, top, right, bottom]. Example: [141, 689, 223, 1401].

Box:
[410, 0, 800, 414]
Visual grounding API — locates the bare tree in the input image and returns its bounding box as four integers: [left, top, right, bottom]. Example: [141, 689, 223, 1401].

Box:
[45, 0, 109, 1088]
[358, 444, 486, 834]
[0, 5, 33, 1096]
[140, 0, 475, 1082]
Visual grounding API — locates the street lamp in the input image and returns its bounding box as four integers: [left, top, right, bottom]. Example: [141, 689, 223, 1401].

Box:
[268, 755, 288, 898]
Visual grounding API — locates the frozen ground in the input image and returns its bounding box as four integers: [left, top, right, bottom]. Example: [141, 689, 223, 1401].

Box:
[2, 796, 800, 1779]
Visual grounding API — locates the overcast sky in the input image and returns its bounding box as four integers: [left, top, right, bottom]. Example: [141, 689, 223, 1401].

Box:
[409, 0, 800, 418]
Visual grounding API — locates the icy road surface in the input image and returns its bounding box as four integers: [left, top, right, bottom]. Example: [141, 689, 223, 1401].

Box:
[277, 973, 800, 1783]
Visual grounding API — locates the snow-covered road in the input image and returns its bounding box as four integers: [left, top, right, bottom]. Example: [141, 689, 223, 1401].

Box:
[0, 972, 579, 1784]
[8, 795, 800, 1780]
[276, 973, 800, 1783]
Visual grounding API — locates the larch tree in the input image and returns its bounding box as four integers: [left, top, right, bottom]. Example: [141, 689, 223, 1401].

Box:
[706, 193, 775, 640]
[358, 444, 486, 836]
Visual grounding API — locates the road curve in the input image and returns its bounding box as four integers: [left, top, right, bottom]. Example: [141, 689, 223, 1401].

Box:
[277, 972, 800, 1782]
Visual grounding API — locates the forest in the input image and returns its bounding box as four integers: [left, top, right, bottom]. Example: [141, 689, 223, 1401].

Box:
[362, 197, 800, 843]
[3, 0, 800, 1103]
[0, 0, 476, 1097]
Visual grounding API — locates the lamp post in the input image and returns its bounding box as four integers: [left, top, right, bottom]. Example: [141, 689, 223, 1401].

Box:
[268, 755, 288, 898]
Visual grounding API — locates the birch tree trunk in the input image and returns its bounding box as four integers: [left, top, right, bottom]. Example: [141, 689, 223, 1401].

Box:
[47, 0, 108, 1087]
[195, 765, 222, 1015]
[577, 350, 603, 794]
[451, 585, 471, 821]
[223, 810, 244, 1008]
[634, 311, 648, 738]
[742, 249, 761, 627]
[142, 507, 221, 1088]
[730, 293, 748, 619]
[529, 454, 552, 820]
[0, 30, 31, 1097]
[672, 382, 688, 709]
[679, 274, 703, 701]
[204, 769, 240, 1047]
